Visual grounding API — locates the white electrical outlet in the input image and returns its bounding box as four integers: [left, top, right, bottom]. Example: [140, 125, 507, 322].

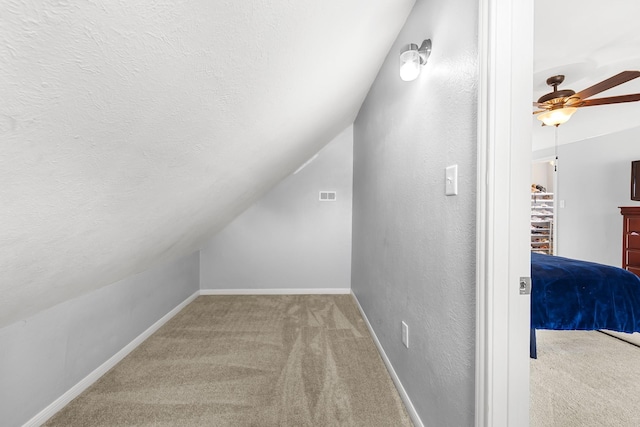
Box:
[402, 321, 409, 348]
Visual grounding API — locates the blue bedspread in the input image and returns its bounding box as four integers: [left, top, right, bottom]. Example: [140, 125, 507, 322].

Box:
[531, 253, 640, 332]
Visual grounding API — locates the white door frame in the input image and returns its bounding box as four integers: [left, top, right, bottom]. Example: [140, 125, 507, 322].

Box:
[476, 0, 533, 426]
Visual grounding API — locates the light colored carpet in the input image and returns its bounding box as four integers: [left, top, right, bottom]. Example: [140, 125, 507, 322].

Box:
[531, 330, 640, 427]
[45, 295, 412, 426]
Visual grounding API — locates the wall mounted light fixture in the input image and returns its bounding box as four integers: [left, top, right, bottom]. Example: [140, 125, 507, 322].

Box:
[399, 39, 432, 81]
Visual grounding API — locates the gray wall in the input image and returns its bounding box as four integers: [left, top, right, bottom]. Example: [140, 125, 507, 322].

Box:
[0, 252, 199, 427]
[200, 127, 353, 291]
[533, 125, 640, 266]
[351, 0, 477, 425]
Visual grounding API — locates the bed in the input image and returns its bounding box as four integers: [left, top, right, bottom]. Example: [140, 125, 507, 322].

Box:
[530, 252, 640, 358]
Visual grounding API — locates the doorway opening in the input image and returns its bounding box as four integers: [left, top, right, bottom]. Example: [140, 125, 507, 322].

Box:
[531, 158, 557, 255]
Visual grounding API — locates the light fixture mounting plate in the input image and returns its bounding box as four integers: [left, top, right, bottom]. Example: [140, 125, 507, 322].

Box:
[418, 39, 432, 64]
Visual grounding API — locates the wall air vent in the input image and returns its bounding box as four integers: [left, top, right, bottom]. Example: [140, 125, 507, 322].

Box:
[319, 191, 337, 201]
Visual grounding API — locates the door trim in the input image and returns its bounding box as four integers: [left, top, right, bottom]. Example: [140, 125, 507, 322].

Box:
[476, 0, 533, 425]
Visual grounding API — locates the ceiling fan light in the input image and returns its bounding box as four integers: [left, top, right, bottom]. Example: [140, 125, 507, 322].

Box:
[537, 107, 578, 126]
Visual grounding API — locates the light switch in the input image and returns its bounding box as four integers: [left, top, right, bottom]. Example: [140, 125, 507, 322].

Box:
[445, 165, 458, 196]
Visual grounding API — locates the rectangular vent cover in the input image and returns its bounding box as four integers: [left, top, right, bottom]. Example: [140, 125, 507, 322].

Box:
[319, 191, 337, 201]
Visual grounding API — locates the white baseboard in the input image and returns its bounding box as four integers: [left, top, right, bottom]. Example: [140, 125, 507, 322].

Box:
[23, 290, 200, 427]
[23, 287, 359, 426]
[350, 291, 424, 427]
[199, 288, 351, 295]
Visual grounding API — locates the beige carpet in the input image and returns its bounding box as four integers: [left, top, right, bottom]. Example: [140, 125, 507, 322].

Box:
[45, 295, 412, 426]
[531, 330, 640, 427]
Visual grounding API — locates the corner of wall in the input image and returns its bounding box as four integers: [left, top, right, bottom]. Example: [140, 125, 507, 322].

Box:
[199, 128, 354, 293]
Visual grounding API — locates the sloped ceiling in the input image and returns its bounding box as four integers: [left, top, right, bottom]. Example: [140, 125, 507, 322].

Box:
[0, 0, 415, 328]
[533, 0, 640, 150]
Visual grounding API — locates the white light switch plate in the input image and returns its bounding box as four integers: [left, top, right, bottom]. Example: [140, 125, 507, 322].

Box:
[445, 165, 458, 196]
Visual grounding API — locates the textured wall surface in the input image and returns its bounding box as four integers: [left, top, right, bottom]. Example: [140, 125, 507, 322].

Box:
[534, 125, 640, 266]
[0, 0, 414, 327]
[201, 126, 353, 291]
[0, 252, 199, 427]
[351, 0, 478, 425]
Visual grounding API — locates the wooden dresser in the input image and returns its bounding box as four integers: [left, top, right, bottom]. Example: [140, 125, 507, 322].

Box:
[620, 206, 640, 277]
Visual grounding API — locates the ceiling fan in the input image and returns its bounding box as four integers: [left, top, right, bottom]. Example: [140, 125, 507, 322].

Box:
[533, 70, 640, 126]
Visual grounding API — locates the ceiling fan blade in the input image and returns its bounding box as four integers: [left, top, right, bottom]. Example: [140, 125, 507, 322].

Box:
[574, 71, 640, 100]
[580, 93, 640, 107]
[532, 110, 546, 114]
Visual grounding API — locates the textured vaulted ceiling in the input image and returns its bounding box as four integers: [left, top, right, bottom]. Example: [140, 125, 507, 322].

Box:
[533, 0, 640, 150]
[0, 0, 415, 327]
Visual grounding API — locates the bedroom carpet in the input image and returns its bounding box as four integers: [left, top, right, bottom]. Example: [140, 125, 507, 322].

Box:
[531, 330, 640, 427]
[44, 295, 412, 427]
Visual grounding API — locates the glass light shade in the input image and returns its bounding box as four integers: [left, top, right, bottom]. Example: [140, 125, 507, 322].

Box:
[537, 107, 578, 126]
[400, 47, 421, 81]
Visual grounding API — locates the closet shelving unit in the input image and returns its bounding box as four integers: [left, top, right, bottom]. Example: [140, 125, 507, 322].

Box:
[531, 192, 554, 254]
